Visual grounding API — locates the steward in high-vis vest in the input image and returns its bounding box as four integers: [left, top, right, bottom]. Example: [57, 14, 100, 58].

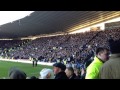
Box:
[63, 59, 67, 65]
[32, 58, 38, 67]
[85, 47, 110, 79]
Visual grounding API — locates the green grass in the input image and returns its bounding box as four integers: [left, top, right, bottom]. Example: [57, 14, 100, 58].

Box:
[0, 60, 52, 79]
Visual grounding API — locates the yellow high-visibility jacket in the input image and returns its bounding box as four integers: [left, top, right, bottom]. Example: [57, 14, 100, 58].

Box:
[85, 56, 103, 79]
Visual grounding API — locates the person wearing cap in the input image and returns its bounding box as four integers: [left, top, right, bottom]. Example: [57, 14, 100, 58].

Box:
[85, 47, 110, 79]
[9, 67, 27, 79]
[39, 68, 54, 79]
[53, 62, 68, 79]
[99, 39, 120, 79]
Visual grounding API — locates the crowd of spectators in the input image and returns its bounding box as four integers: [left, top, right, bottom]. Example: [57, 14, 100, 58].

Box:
[0, 27, 120, 79]
[2, 28, 119, 62]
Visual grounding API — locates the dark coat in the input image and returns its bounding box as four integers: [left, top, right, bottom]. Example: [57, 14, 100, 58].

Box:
[75, 75, 81, 79]
[69, 73, 77, 79]
[55, 71, 68, 79]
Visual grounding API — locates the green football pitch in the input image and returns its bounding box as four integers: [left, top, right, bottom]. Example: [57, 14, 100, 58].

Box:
[0, 60, 52, 79]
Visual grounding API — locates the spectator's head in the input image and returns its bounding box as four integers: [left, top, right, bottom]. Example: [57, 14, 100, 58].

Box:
[109, 39, 120, 54]
[96, 47, 110, 62]
[9, 67, 27, 79]
[53, 63, 66, 75]
[39, 68, 54, 79]
[30, 76, 38, 79]
[74, 68, 80, 76]
[65, 67, 74, 78]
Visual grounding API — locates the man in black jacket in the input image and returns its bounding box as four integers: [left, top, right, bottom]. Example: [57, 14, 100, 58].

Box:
[53, 63, 68, 79]
[65, 67, 77, 79]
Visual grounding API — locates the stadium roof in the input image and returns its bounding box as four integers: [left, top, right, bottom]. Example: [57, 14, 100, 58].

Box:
[0, 11, 120, 39]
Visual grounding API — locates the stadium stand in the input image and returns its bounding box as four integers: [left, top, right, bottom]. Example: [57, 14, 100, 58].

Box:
[1, 27, 120, 68]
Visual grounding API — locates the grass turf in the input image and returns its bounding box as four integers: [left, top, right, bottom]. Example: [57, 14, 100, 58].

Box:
[0, 60, 52, 79]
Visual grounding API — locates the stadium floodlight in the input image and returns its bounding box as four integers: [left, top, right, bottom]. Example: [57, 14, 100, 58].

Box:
[0, 11, 34, 25]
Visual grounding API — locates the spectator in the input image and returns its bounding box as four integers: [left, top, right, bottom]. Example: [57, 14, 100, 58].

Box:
[99, 39, 120, 79]
[30, 76, 38, 79]
[80, 67, 86, 79]
[53, 63, 68, 79]
[39, 68, 54, 79]
[74, 68, 81, 79]
[65, 67, 76, 79]
[8, 67, 27, 79]
[85, 47, 110, 79]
